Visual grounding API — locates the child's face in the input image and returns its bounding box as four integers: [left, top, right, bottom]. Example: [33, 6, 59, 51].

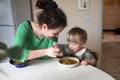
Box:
[68, 42, 83, 53]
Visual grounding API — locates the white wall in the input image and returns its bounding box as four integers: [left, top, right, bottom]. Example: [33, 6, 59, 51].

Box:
[13, 0, 32, 29]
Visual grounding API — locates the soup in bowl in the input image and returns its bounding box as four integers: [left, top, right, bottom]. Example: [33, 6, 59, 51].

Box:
[58, 57, 80, 68]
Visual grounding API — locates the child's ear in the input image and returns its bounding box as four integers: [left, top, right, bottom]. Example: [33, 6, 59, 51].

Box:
[81, 44, 85, 47]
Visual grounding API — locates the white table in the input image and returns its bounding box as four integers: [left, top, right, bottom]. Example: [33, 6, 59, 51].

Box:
[0, 58, 115, 80]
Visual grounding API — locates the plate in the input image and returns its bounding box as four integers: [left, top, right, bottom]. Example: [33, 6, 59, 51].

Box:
[58, 57, 80, 68]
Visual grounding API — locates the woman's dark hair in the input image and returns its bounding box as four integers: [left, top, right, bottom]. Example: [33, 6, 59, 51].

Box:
[35, 0, 67, 29]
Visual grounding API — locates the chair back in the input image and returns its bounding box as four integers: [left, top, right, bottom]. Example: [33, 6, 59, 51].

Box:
[91, 51, 99, 67]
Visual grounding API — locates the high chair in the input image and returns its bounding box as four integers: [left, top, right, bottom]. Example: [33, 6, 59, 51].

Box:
[91, 51, 99, 67]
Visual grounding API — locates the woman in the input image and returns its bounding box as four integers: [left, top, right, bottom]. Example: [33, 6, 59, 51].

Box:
[9, 0, 67, 67]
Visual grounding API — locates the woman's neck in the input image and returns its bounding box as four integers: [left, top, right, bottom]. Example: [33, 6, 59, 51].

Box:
[31, 21, 43, 39]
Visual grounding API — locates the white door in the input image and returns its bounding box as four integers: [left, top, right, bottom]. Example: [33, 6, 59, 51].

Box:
[0, 26, 15, 48]
[0, 0, 14, 25]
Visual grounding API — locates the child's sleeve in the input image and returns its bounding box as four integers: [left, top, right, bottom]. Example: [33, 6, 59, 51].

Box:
[84, 50, 96, 60]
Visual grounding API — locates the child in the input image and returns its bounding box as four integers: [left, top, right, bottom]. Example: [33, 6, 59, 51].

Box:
[58, 27, 97, 66]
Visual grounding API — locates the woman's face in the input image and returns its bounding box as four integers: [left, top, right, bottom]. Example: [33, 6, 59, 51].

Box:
[68, 42, 83, 53]
[42, 24, 64, 38]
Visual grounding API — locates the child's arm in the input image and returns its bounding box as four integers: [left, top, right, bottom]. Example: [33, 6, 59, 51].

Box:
[81, 58, 96, 66]
[81, 50, 97, 66]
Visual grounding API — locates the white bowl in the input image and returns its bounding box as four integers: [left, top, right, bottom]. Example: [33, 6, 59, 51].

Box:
[58, 57, 80, 68]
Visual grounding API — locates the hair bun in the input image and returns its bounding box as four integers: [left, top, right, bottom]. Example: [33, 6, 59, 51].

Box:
[44, 2, 58, 10]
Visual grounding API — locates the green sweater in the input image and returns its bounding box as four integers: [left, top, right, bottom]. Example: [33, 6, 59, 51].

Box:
[12, 21, 57, 62]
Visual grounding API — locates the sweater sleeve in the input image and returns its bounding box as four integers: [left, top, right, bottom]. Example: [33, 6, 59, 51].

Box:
[12, 21, 30, 62]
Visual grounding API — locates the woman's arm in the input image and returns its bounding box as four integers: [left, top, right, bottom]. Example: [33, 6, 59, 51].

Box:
[26, 49, 46, 60]
[27, 44, 61, 60]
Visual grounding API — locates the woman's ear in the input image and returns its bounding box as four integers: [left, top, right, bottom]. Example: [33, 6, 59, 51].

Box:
[42, 23, 48, 30]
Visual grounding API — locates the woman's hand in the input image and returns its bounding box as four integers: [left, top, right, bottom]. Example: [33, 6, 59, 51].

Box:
[45, 46, 61, 57]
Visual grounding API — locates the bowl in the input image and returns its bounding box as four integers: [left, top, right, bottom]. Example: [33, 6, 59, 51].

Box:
[58, 57, 80, 68]
[14, 63, 27, 68]
[9, 59, 28, 68]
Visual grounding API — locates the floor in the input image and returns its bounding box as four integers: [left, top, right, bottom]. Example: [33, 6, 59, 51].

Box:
[100, 31, 120, 80]
[102, 31, 120, 42]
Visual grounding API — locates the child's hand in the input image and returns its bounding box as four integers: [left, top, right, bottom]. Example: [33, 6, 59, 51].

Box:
[81, 60, 88, 66]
